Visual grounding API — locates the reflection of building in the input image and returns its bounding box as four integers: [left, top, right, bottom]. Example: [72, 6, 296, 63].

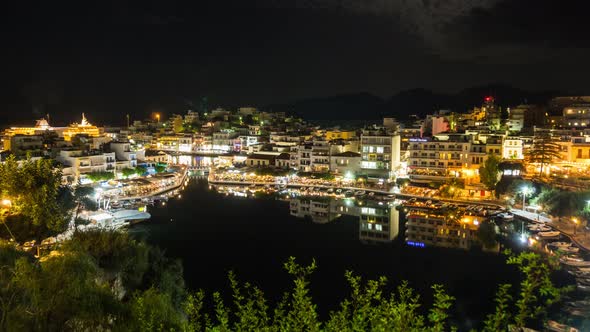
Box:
[358, 201, 400, 244]
[290, 197, 340, 223]
[405, 206, 483, 250]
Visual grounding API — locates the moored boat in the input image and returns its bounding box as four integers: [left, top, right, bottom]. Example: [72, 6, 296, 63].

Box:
[538, 231, 561, 238]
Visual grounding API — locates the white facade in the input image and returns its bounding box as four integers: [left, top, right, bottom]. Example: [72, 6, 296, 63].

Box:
[57, 150, 116, 182]
[502, 138, 524, 160]
[330, 152, 361, 175]
[360, 128, 401, 180]
[110, 142, 138, 167]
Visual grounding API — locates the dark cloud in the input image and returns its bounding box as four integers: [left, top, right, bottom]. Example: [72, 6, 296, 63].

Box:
[1, 0, 589, 124]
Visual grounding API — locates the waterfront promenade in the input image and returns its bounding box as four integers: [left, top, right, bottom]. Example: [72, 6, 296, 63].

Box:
[512, 209, 590, 252]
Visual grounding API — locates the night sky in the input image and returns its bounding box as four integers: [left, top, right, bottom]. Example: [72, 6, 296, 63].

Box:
[2, 0, 590, 124]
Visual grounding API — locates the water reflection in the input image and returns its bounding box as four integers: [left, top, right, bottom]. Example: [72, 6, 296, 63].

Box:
[210, 184, 500, 251]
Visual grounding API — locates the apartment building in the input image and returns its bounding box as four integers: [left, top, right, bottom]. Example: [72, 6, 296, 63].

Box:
[407, 134, 470, 183]
[359, 127, 401, 180]
[110, 141, 138, 168]
[293, 139, 331, 172]
[57, 149, 116, 182]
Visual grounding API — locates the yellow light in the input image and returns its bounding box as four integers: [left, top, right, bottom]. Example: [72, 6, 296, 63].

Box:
[1, 199, 11, 206]
[572, 218, 579, 224]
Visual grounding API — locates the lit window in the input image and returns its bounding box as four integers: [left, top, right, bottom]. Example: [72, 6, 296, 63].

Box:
[376, 147, 384, 154]
[361, 161, 377, 169]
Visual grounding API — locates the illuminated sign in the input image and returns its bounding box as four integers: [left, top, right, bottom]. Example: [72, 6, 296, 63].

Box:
[409, 138, 428, 142]
[406, 241, 425, 248]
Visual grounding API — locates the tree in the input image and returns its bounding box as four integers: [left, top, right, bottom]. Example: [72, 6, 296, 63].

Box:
[154, 165, 166, 173]
[0, 156, 69, 236]
[483, 251, 571, 331]
[526, 132, 562, 177]
[85, 171, 115, 182]
[121, 167, 138, 178]
[479, 154, 501, 192]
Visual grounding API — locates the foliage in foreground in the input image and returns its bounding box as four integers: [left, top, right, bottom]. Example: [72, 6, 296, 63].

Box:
[0, 230, 573, 331]
[0, 156, 71, 239]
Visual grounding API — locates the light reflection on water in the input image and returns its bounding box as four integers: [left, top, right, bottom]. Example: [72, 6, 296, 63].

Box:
[133, 177, 517, 329]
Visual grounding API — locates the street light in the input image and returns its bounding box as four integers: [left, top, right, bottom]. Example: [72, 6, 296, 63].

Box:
[0, 198, 16, 241]
[572, 217, 579, 235]
[521, 187, 531, 212]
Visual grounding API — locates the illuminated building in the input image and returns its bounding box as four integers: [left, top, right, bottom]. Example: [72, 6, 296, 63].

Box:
[325, 130, 356, 141]
[360, 127, 401, 180]
[563, 104, 590, 128]
[503, 138, 524, 159]
[62, 114, 102, 141]
[157, 134, 194, 152]
[3, 118, 54, 151]
[330, 151, 361, 175]
[407, 133, 504, 187]
[294, 138, 331, 172]
[57, 149, 116, 183]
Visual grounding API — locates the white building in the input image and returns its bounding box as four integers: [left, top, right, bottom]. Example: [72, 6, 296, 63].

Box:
[360, 127, 401, 180]
[330, 151, 361, 176]
[57, 149, 116, 183]
[109, 141, 138, 167]
[502, 138, 524, 160]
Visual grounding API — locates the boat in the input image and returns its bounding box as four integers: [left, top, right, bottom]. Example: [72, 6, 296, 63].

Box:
[538, 231, 561, 238]
[577, 284, 590, 292]
[563, 307, 590, 317]
[549, 241, 572, 248]
[326, 188, 334, 193]
[368, 192, 375, 197]
[354, 190, 366, 197]
[546, 320, 579, 332]
[561, 259, 590, 267]
[568, 300, 590, 308]
[336, 188, 343, 194]
[557, 247, 580, 254]
[528, 225, 552, 232]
